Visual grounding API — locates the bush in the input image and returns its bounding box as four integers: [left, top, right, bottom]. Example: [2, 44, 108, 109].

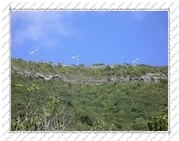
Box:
[147, 114, 168, 131]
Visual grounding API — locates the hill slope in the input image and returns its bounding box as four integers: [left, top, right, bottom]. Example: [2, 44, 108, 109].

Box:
[11, 58, 168, 131]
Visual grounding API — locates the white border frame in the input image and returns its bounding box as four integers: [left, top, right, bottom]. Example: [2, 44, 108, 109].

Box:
[0, 0, 178, 141]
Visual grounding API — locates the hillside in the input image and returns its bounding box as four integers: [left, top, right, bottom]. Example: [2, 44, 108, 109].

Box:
[11, 58, 168, 131]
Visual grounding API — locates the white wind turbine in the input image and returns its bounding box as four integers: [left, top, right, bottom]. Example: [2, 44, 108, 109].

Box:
[132, 58, 139, 66]
[29, 48, 40, 62]
[29, 48, 39, 55]
[72, 54, 80, 66]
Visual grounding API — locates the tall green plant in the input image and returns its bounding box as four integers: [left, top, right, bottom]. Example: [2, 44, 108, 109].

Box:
[147, 114, 168, 131]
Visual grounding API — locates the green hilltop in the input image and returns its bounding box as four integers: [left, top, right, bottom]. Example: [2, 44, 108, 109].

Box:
[11, 58, 168, 131]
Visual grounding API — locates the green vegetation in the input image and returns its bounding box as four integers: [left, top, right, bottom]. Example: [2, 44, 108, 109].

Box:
[11, 58, 168, 131]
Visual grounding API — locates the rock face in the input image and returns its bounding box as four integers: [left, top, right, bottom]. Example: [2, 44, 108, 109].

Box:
[140, 73, 167, 83]
[13, 69, 62, 81]
[34, 73, 45, 79]
[34, 73, 62, 81]
[12, 65, 167, 85]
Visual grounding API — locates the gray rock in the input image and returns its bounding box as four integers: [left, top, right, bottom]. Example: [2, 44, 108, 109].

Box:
[52, 74, 62, 80]
[141, 73, 152, 82]
[24, 70, 32, 77]
[34, 73, 45, 79]
[44, 75, 53, 80]
[12, 67, 167, 84]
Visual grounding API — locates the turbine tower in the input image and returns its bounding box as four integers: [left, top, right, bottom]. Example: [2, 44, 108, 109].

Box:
[132, 58, 139, 66]
[29, 48, 40, 62]
[72, 55, 80, 66]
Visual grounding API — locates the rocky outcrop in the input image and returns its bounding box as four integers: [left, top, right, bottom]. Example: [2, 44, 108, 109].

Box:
[12, 66, 167, 85]
[34, 73, 62, 80]
[13, 69, 62, 81]
[140, 73, 167, 83]
[34, 73, 45, 79]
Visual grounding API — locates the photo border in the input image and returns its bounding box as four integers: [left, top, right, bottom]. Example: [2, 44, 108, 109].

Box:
[0, 0, 178, 141]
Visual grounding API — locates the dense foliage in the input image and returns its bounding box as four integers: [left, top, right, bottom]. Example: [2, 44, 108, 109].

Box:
[11, 58, 168, 131]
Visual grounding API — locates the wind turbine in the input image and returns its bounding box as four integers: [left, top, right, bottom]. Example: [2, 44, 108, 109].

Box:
[29, 48, 39, 55]
[72, 55, 80, 66]
[29, 48, 40, 62]
[131, 58, 139, 66]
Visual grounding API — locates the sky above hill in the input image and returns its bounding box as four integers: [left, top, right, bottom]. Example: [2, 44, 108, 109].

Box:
[11, 11, 168, 66]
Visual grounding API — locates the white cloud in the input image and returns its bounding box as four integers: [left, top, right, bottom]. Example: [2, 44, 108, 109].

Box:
[12, 11, 77, 48]
[34, 49, 39, 52]
[130, 11, 148, 21]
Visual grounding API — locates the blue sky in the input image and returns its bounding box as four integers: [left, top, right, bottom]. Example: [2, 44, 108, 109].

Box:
[11, 11, 168, 66]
